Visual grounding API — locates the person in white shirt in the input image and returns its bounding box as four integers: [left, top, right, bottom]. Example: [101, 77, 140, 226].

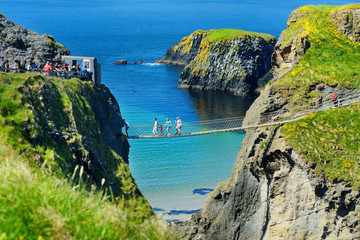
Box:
[176, 117, 182, 135]
[153, 118, 159, 136]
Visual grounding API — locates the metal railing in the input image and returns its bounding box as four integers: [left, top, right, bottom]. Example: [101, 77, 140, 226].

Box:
[0, 67, 92, 81]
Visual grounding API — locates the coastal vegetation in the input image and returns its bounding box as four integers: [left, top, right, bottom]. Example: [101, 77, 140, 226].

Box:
[283, 103, 360, 190]
[43, 34, 68, 51]
[279, 4, 360, 189]
[206, 28, 274, 42]
[0, 72, 174, 239]
[0, 155, 173, 239]
[272, 4, 360, 108]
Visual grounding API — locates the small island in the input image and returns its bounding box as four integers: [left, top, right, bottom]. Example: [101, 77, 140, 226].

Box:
[158, 28, 276, 97]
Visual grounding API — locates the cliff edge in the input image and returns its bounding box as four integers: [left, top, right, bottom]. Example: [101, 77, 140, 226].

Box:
[159, 29, 276, 97]
[175, 4, 360, 240]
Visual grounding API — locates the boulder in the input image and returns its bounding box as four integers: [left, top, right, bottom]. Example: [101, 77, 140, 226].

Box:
[114, 59, 127, 65]
[130, 60, 143, 65]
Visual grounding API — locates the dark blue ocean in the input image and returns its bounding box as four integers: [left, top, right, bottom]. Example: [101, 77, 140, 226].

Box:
[1, 0, 353, 221]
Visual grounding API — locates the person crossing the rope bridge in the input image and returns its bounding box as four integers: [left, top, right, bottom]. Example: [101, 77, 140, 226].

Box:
[164, 118, 171, 135]
[153, 118, 159, 136]
[123, 119, 129, 137]
[175, 117, 182, 135]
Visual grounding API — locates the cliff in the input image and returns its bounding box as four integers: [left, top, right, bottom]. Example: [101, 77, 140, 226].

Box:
[175, 4, 360, 240]
[0, 15, 175, 238]
[0, 72, 141, 202]
[159, 29, 276, 97]
[0, 13, 70, 63]
[0, 72, 176, 238]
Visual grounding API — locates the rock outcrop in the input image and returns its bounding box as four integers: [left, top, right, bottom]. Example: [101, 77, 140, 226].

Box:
[271, 10, 311, 70]
[158, 30, 207, 66]
[175, 4, 360, 240]
[159, 29, 276, 97]
[89, 85, 130, 163]
[333, 7, 360, 42]
[114, 59, 127, 65]
[0, 13, 70, 64]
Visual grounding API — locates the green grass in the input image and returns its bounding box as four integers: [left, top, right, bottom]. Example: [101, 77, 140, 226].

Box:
[273, 4, 360, 108]
[43, 34, 69, 51]
[0, 149, 174, 240]
[206, 28, 275, 42]
[0, 72, 175, 238]
[283, 103, 360, 190]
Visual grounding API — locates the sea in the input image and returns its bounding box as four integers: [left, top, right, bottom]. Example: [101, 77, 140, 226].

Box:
[1, 0, 353, 222]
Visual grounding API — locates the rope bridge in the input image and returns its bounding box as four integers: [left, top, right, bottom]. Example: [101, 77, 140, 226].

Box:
[126, 116, 246, 139]
[125, 93, 360, 139]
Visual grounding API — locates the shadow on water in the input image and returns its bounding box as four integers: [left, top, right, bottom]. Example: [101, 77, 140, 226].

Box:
[192, 188, 214, 195]
[185, 89, 256, 120]
[166, 209, 202, 216]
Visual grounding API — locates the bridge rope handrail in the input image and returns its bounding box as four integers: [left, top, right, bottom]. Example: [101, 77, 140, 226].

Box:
[125, 93, 360, 139]
[128, 116, 246, 128]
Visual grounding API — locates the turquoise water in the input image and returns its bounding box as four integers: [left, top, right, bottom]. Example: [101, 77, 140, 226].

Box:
[1, 0, 353, 220]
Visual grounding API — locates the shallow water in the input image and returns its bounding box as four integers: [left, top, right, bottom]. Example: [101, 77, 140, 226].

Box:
[1, 0, 353, 221]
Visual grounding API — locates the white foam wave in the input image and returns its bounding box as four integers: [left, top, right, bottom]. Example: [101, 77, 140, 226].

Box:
[142, 62, 162, 66]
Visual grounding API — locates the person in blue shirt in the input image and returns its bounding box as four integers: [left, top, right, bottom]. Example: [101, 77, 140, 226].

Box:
[164, 118, 171, 135]
[0, 56, 5, 71]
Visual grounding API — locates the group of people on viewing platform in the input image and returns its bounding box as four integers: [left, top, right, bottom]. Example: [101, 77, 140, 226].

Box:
[0, 56, 90, 80]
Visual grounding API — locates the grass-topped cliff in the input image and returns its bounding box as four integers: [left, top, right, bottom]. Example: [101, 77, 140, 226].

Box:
[0, 72, 174, 239]
[159, 28, 276, 97]
[272, 4, 360, 190]
[159, 28, 274, 66]
[272, 4, 360, 109]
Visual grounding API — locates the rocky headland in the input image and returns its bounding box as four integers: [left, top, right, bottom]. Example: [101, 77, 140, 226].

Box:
[0, 13, 70, 63]
[175, 4, 360, 240]
[158, 29, 276, 97]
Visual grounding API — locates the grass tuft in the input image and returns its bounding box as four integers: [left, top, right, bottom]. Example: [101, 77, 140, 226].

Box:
[0, 152, 174, 239]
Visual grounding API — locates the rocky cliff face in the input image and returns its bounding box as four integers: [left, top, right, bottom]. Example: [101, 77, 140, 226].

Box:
[88, 86, 130, 164]
[271, 10, 311, 70]
[159, 29, 276, 97]
[176, 86, 360, 239]
[158, 30, 207, 66]
[0, 13, 70, 63]
[175, 5, 360, 240]
[17, 75, 136, 199]
[333, 7, 360, 43]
